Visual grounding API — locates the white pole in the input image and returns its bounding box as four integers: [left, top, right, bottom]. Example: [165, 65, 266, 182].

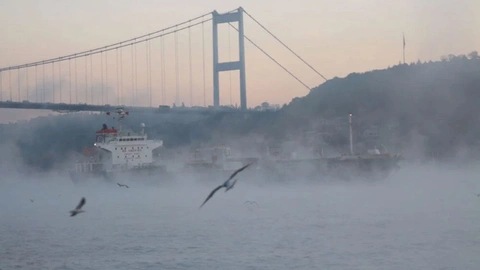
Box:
[349, 113, 353, 155]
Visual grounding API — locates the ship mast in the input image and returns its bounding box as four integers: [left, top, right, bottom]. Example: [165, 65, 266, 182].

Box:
[107, 107, 129, 134]
[118, 113, 123, 134]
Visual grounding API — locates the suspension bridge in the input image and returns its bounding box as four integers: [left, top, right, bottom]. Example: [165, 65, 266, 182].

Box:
[0, 7, 326, 114]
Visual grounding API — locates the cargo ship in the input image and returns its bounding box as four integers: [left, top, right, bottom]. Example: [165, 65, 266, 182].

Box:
[69, 108, 169, 186]
[262, 114, 403, 182]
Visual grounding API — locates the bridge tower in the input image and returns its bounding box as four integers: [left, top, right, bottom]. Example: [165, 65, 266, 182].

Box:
[212, 7, 247, 110]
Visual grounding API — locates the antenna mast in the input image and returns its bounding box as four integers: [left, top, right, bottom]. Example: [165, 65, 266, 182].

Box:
[107, 107, 129, 134]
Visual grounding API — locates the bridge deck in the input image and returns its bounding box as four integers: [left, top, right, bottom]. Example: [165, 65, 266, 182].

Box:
[0, 101, 270, 114]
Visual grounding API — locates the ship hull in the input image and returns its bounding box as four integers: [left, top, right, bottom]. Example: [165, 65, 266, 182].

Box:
[259, 155, 401, 182]
[170, 166, 267, 187]
[69, 170, 109, 186]
[69, 165, 171, 187]
[169, 155, 400, 184]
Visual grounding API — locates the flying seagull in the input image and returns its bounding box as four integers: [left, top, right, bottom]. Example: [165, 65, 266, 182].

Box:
[30, 199, 34, 203]
[117, 183, 129, 188]
[69, 197, 86, 217]
[244, 201, 259, 206]
[199, 163, 253, 209]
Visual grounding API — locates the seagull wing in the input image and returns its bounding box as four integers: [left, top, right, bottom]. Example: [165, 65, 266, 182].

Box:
[75, 197, 86, 210]
[199, 185, 224, 209]
[226, 163, 252, 182]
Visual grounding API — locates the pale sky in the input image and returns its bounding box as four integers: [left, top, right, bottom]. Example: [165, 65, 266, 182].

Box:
[0, 0, 479, 122]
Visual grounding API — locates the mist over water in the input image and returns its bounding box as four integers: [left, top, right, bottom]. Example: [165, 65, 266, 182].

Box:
[1, 163, 479, 270]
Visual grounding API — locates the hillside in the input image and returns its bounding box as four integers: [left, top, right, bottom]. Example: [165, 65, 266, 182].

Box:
[1, 51, 479, 170]
[278, 51, 480, 159]
[287, 51, 480, 119]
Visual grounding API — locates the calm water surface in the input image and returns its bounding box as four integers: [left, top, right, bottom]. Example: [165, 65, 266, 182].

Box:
[1, 165, 480, 270]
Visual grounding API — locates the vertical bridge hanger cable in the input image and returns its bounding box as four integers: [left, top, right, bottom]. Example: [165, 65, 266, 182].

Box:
[131, 42, 135, 106]
[84, 55, 88, 103]
[17, 68, 20, 101]
[202, 19, 206, 107]
[105, 51, 108, 104]
[51, 62, 54, 103]
[145, 39, 149, 107]
[188, 20, 193, 107]
[69, 57, 72, 104]
[59, 60, 62, 102]
[100, 51, 104, 105]
[174, 25, 179, 106]
[26, 66, 29, 101]
[160, 33, 165, 105]
[148, 38, 152, 107]
[228, 23, 232, 106]
[74, 57, 77, 104]
[134, 41, 138, 107]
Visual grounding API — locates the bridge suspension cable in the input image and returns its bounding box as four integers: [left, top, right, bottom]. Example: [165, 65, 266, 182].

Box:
[0, 11, 216, 72]
[228, 23, 312, 90]
[243, 10, 328, 81]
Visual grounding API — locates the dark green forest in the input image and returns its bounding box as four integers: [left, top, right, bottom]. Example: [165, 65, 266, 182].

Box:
[1, 51, 479, 170]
